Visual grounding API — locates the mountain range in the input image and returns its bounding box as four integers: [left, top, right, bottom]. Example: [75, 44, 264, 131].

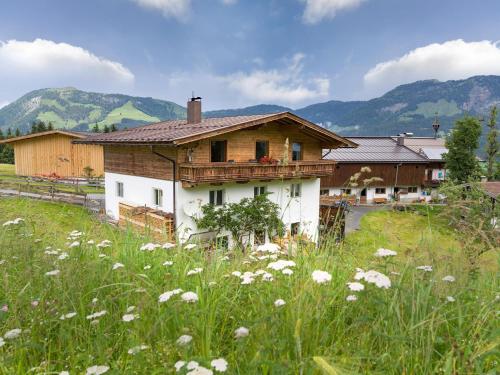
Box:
[1, 75, 500, 138]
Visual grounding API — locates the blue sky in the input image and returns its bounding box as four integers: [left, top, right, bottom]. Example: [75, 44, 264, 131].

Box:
[1, 0, 500, 110]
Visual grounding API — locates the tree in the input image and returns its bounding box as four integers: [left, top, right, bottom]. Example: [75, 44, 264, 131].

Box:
[14, 128, 21, 137]
[444, 115, 482, 183]
[31, 122, 38, 134]
[92, 123, 100, 133]
[36, 121, 47, 133]
[103, 125, 110, 133]
[47, 122, 54, 131]
[110, 124, 118, 132]
[195, 194, 285, 250]
[485, 106, 498, 181]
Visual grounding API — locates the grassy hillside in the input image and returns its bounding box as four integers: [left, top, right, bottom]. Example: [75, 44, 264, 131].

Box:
[0, 88, 185, 133]
[0, 198, 497, 374]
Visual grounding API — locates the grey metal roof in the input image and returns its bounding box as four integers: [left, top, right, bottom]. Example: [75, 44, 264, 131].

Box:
[324, 137, 428, 163]
[419, 147, 447, 161]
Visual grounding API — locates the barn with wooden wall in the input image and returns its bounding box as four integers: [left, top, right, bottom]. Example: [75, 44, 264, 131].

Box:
[0, 130, 104, 178]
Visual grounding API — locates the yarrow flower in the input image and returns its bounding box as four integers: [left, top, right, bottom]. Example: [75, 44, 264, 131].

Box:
[3, 328, 22, 339]
[187, 267, 203, 276]
[234, 326, 249, 339]
[112, 262, 124, 270]
[175, 361, 186, 372]
[347, 282, 365, 291]
[58, 252, 69, 260]
[181, 291, 199, 303]
[128, 344, 148, 355]
[158, 289, 183, 303]
[3, 218, 24, 227]
[45, 269, 60, 276]
[163, 261, 174, 266]
[85, 365, 109, 375]
[96, 240, 112, 249]
[256, 243, 281, 254]
[162, 242, 176, 250]
[416, 265, 433, 272]
[59, 312, 77, 320]
[274, 299, 286, 307]
[68, 241, 80, 248]
[446, 296, 456, 302]
[442, 275, 456, 282]
[312, 270, 332, 284]
[140, 243, 160, 251]
[346, 295, 358, 301]
[374, 248, 397, 257]
[176, 334, 193, 346]
[184, 243, 197, 250]
[211, 358, 228, 372]
[267, 259, 296, 271]
[86, 310, 107, 320]
[282, 268, 293, 275]
[354, 269, 391, 289]
[122, 314, 137, 322]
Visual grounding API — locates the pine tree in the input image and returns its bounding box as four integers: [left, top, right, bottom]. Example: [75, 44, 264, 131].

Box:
[6, 127, 12, 137]
[15, 128, 21, 137]
[92, 123, 100, 133]
[110, 124, 118, 132]
[31, 122, 38, 134]
[485, 106, 498, 181]
[37, 121, 47, 133]
[444, 115, 482, 183]
[47, 122, 54, 131]
[103, 125, 110, 133]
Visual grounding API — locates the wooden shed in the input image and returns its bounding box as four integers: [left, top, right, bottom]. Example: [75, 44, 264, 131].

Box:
[0, 130, 104, 178]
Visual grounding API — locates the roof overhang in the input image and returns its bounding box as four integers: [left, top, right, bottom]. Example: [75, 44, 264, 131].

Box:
[0, 130, 87, 144]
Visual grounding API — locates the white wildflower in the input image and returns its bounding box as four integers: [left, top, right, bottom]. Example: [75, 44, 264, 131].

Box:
[416, 265, 433, 272]
[176, 334, 193, 346]
[374, 248, 397, 257]
[187, 361, 199, 370]
[187, 267, 203, 276]
[0, 337, 4, 347]
[234, 326, 249, 339]
[98, 254, 107, 258]
[274, 299, 286, 307]
[163, 261, 174, 266]
[347, 282, 365, 291]
[175, 361, 186, 372]
[58, 252, 69, 260]
[267, 259, 296, 271]
[60, 312, 77, 320]
[162, 242, 176, 249]
[184, 243, 197, 250]
[446, 296, 456, 302]
[85, 365, 109, 375]
[122, 314, 136, 322]
[442, 275, 456, 283]
[346, 295, 358, 301]
[282, 268, 293, 275]
[112, 262, 124, 270]
[86, 310, 107, 320]
[211, 358, 228, 372]
[158, 289, 183, 303]
[312, 270, 332, 284]
[45, 269, 60, 276]
[240, 275, 255, 285]
[140, 243, 160, 251]
[3, 328, 22, 339]
[128, 344, 148, 355]
[355, 270, 391, 289]
[256, 243, 281, 253]
[68, 241, 80, 248]
[261, 272, 274, 282]
[87, 240, 95, 245]
[181, 291, 199, 303]
[143, 265, 152, 270]
[96, 240, 112, 248]
[126, 306, 136, 312]
[231, 271, 242, 277]
[188, 367, 213, 375]
[59, 371, 69, 375]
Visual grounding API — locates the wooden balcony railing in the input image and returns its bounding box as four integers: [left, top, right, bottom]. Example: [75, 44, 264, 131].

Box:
[179, 160, 336, 185]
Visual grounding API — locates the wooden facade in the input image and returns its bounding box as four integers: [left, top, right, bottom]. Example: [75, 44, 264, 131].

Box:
[320, 163, 427, 188]
[103, 120, 338, 186]
[6, 132, 104, 178]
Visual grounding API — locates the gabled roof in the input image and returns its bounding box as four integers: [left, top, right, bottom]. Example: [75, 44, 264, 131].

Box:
[392, 136, 448, 161]
[0, 130, 88, 144]
[74, 112, 357, 148]
[323, 137, 428, 163]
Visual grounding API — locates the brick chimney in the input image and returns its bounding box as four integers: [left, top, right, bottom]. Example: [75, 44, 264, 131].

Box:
[187, 96, 202, 124]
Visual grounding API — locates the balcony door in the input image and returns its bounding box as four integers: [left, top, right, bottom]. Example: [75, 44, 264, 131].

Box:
[210, 140, 227, 163]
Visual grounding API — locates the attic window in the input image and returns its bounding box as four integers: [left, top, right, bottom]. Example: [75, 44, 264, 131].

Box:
[211, 140, 227, 162]
[292, 142, 302, 161]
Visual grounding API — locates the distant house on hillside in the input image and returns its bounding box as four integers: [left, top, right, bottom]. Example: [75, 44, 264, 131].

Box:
[321, 134, 447, 204]
[0, 130, 104, 178]
[77, 98, 356, 245]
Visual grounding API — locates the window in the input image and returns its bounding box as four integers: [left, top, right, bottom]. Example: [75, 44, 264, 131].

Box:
[408, 186, 418, 193]
[292, 142, 302, 161]
[210, 140, 227, 162]
[209, 189, 224, 206]
[375, 187, 386, 194]
[254, 186, 266, 197]
[153, 188, 163, 206]
[320, 189, 329, 196]
[341, 188, 352, 195]
[291, 222, 300, 236]
[255, 140, 269, 161]
[116, 182, 124, 197]
[290, 183, 301, 198]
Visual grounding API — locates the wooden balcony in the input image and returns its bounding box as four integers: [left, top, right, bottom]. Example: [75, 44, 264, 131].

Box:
[179, 160, 336, 186]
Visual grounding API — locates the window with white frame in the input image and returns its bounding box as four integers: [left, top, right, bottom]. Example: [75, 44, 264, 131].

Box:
[340, 188, 352, 195]
[408, 186, 418, 193]
[153, 188, 163, 207]
[290, 183, 301, 197]
[209, 189, 224, 206]
[320, 189, 329, 196]
[116, 182, 124, 197]
[254, 186, 266, 197]
[375, 187, 386, 194]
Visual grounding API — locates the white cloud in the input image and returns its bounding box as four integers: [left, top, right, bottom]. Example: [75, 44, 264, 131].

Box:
[0, 39, 134, 103]
[364, 39, 500, 96]
[224, 53, 329, 104]
[302, 0, 366, 24]
[131, 0, 191, 20]
[162, 53, 329, 108]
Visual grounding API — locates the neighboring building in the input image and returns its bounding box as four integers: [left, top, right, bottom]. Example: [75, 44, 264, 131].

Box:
[0, 130, 104, 178]
[394, 135, 447, 187]
[76, 98, 355, 245]
[321, 136, 434, 204]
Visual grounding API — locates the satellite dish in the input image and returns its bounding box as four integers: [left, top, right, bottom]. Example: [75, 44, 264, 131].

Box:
[183, 199, 201, 218]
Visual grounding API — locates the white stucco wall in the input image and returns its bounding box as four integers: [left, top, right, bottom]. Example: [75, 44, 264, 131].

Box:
[176, 178, 320, 243]
[327, 185, 422, 203]
[104, 172, 320, 244]
[104, 172, 174, 220]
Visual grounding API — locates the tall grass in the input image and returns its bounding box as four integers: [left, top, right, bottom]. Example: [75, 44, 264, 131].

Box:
[0, 198, 498, 374]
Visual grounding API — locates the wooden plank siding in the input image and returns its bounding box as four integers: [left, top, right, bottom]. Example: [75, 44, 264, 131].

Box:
[320, 163, 427, 188]
[104, 146, 176, 180]
[12, 134, 104, 177]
